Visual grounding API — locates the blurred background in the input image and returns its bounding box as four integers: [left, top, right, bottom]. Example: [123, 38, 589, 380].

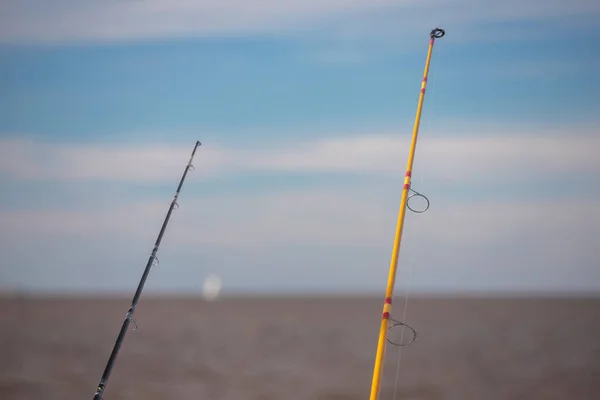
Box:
[1, 1, 599, 399]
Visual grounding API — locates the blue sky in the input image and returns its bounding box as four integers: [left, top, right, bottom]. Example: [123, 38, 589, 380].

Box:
[1, 0, 599, 295]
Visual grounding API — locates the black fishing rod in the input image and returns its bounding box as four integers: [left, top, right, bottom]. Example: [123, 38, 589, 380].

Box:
[92, 140, 201, 399]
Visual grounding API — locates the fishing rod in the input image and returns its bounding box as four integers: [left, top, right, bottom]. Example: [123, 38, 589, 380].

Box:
[368, 27, 445, 400]
[92, 140, 201, 399]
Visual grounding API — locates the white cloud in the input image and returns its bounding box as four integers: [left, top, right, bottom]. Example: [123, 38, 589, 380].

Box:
[0, 137, 191, 182]
[1, 128, 599, 186]
[1, 127, 599, 292]
[1, 184, 598, 292]
[1, 0, 598, 44]
[2, 185, 597, 248]
[0, 0, 405, 43]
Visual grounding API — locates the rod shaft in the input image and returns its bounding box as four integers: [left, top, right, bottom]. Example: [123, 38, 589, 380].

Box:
[92, 140, 201, 399]
[368, 29, 444, 400]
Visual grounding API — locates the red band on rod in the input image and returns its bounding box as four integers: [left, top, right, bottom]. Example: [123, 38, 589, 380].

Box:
[385, 297, 392, 305]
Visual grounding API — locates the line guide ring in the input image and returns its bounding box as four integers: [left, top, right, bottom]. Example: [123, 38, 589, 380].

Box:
[407, 188, 430, 213]
[387, 317, 417, 347]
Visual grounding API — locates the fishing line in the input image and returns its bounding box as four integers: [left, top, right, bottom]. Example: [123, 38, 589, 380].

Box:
[389, 191, 427, 400]
[92, 140, 201, 400]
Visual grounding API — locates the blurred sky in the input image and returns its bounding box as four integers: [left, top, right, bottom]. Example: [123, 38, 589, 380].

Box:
[0, 0, 599, 295]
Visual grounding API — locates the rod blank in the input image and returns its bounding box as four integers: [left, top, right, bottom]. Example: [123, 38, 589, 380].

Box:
[92, 140, 201, 399]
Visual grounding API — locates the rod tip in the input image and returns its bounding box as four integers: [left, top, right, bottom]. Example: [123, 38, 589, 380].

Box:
[430, 28, 445, 39]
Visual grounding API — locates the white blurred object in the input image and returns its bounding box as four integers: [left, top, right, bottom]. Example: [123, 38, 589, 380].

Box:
[202, 274, 222, 301]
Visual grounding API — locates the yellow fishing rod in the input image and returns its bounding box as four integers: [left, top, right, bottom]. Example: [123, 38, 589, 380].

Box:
[368, 27, 445, 400]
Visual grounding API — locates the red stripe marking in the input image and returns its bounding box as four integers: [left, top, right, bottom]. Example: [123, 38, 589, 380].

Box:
[405, 171, 412, 177]
[382, 312, 390, 319]
[385, 297, 392, 305]
[430, 38, 434, 45]
[404, 183, 410, 189]
[420, 88, 425, 93]
[422, 77, 428, 83]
